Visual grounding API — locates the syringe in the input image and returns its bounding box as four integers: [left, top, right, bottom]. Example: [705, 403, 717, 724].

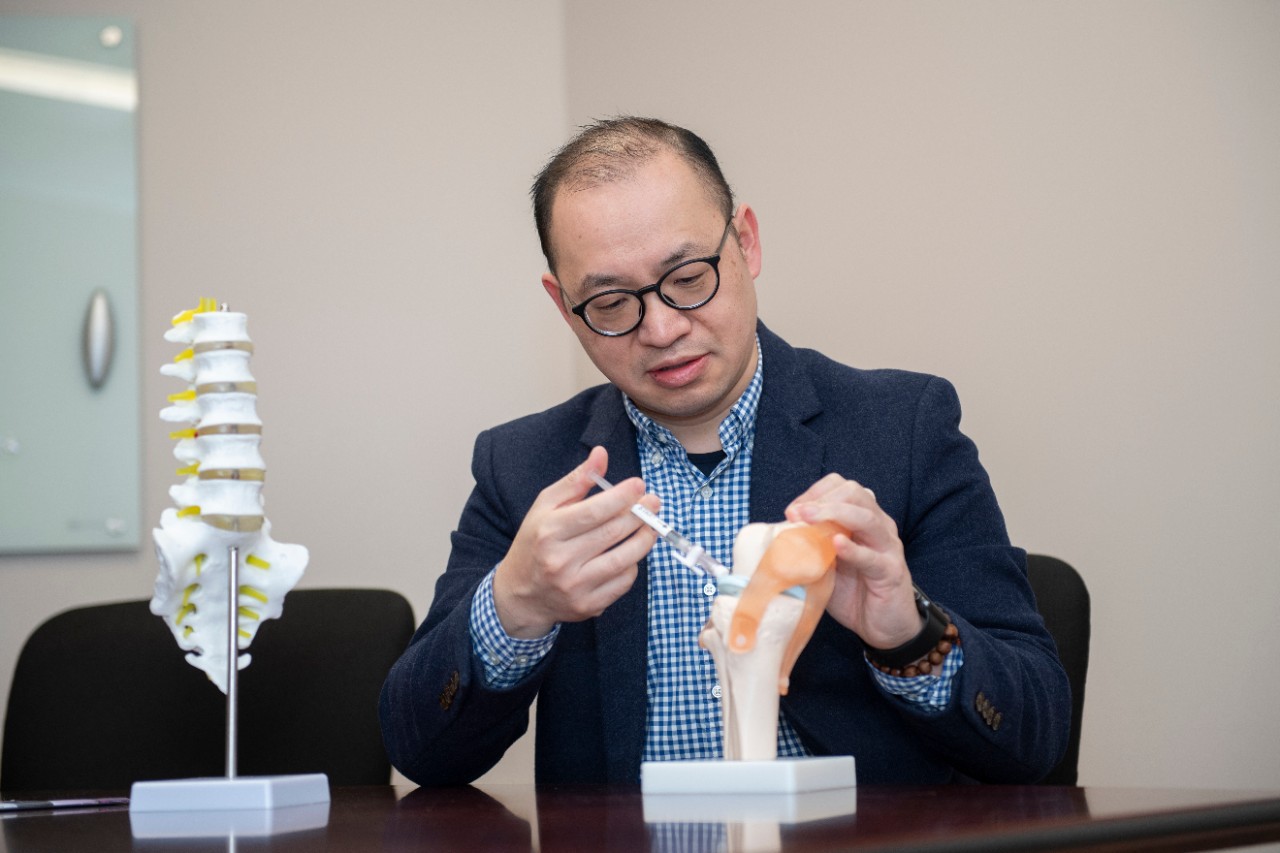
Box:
[588, 472, 728, 577]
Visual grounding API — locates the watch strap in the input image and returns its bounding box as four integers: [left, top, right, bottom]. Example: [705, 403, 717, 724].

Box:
[863, 585, 949, 670]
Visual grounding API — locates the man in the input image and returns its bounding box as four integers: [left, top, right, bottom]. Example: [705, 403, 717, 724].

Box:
[380, 117, 1070, 786]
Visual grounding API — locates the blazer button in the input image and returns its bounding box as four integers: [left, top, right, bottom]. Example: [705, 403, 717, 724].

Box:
[439, 670, 460, 710]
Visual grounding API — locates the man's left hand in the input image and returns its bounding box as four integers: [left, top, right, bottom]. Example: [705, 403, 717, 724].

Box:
[785, 474, 923, 649]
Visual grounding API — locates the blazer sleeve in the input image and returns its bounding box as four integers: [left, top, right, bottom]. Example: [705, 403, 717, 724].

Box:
[891, 376, 1071, 782]
[379, 428, 553, 786]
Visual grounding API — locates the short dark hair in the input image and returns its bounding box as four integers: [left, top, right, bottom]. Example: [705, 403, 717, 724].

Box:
[530, 117, 735, 273]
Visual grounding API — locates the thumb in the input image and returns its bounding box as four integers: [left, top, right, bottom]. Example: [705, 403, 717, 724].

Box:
[541, 446, 610, 509]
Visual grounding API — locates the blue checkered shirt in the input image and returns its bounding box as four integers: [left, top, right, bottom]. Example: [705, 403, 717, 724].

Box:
[469, 337, 962, 761]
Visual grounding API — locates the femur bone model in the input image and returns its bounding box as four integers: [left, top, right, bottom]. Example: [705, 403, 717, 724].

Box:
[150, 299, 308, 693]
[700, 521, 838, 761]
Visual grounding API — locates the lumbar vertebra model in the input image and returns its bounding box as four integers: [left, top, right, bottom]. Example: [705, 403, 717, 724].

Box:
[150, 299, 308, 693]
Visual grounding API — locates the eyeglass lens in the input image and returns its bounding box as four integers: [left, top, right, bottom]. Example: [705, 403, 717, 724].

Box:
[583, 259, 718, 334]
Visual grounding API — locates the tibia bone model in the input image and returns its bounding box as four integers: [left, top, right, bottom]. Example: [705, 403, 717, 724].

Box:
[700, 521, 838, 761]
[150, 299, 308, 693]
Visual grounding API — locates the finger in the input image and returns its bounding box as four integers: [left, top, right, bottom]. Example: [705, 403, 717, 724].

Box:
[570, 561, 641, 620]
[809, 478, 876, 508]
[563, 523, 657, 619]
[550, 487, 660, 578]
[785, 473, 848, 514]
[554, 475, 653, 546]
[785, 476, 878, 522]
[559, 457, 659, 540]
[796, 500, 898, 552]
[537, 446, 613, 510]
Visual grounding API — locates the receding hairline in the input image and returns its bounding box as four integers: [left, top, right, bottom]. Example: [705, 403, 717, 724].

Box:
[553, 144, 728, 217]
[531, 117, 735, 273]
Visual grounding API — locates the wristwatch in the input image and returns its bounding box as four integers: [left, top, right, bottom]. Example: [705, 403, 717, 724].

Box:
[863, 584, 950, 670]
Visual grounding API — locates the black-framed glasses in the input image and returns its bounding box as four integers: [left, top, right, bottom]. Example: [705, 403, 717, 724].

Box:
[567, 220, 734, 337]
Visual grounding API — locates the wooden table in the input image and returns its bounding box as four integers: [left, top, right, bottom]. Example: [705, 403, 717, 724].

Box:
[3, 784, 1279, 851]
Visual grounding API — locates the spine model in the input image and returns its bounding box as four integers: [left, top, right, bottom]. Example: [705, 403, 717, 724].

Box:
[150, 299, 308, 693]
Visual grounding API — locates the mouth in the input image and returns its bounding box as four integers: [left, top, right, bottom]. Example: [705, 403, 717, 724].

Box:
[647, 354, 708, 388]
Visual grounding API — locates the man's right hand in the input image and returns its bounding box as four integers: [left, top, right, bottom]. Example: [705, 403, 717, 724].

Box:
[492, 446, 660, 638]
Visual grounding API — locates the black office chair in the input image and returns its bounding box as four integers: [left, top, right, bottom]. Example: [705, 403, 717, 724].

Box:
[1026, 554, 1091, 785]
[1, 587, 414, 793]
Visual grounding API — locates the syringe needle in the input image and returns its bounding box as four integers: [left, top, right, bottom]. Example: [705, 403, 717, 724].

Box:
[588, 472, 674, 537]
[587, 472, 726, 577]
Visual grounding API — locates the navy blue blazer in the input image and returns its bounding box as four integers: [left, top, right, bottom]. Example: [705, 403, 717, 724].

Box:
[380, 323, 1071, 786]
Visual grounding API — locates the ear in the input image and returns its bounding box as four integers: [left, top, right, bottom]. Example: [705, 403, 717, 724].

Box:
[732, 204, 763, 279]
[541, 273, 574, 325]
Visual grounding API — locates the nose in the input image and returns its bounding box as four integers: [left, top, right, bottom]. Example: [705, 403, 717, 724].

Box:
[635, 291, 691, 347]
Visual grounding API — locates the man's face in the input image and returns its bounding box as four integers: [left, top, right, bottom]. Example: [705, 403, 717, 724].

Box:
[541, 151, 762, 443]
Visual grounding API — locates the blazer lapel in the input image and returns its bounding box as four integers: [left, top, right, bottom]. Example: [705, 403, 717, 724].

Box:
[579, 389, 649, 781]
[751, 324, 826, 523]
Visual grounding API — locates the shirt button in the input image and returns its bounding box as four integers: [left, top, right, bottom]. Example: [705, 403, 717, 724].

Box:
[650, 450, 664, 466]
[514, 654, 529, 666]
[702, 582, 716, 597]
[699, 485, 713, 499]
[711, 684, 723, 699]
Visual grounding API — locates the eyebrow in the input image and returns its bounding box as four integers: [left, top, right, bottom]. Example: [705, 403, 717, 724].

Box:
[575, 238, 706, 295]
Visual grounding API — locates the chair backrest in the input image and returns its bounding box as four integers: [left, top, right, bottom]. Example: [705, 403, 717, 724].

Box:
[1025, 554, 1090, 785]
[1, 588, 414, 793]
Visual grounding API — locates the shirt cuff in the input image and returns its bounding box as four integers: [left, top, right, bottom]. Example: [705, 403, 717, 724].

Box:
[867, 645, 964, 711]
[468, 567, 559, 688]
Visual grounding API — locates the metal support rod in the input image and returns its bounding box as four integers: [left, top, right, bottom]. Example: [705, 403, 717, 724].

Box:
[226, 545, 239, 779]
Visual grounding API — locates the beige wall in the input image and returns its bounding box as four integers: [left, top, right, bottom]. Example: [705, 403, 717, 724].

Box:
[3, 1, 1278, 791]
[564, 0, 1280, 789]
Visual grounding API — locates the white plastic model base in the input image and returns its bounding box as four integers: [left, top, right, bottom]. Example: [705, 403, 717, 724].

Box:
[640, 756, 855, 795]
[642, 785, 857, 825]
[129, 801, 329, 840]
[129, 773, 330, 813]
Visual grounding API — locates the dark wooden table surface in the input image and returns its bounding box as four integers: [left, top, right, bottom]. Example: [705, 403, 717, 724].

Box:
[4, 783, 1280, 851]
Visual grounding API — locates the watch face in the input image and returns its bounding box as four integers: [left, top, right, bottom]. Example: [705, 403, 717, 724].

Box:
[913, 585, 931, 610]
[914, 585, 945, 614]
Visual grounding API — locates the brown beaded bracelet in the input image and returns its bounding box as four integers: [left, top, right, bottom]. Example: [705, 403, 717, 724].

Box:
[869, 622, 960, 677]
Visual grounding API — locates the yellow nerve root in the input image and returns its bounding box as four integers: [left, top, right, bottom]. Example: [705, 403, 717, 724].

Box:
[171, 297, 219, 327]
[176, 505, 201, 517]
[194, 553, 206, 575]
[176, 462, 199, 477]
[239, 585, 269, 604]
[175, 583, 200, 625]
[245, 555, 271, 570]
[238, 628, 251, 640]
[174, 347, 194, 362]
[237, 606, 260, 621]
[167, 389, 197, 403]
[170, 428, 196, 441]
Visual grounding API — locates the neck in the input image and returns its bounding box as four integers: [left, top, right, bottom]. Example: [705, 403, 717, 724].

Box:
[663, 418, 724, 454]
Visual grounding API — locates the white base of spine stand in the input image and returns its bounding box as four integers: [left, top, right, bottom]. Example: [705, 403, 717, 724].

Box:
[129, 774, 330, 838]
[129, 773, 330, 812]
